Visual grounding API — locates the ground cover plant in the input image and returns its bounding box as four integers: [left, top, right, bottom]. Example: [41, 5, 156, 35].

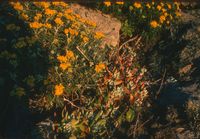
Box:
[98, 1, 181, 40]
[0, 1, 183, 138]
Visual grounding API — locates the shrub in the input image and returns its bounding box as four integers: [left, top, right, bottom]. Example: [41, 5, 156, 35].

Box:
[98, 1, 181, 39]
[2, 1, 150, 138]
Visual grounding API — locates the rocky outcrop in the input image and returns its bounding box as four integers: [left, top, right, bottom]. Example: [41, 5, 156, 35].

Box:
[70, 4, 121, 47]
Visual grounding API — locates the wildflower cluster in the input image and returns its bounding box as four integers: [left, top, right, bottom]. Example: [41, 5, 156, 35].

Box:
[100, 1, 181, 37]
[1, 1, 149, 138]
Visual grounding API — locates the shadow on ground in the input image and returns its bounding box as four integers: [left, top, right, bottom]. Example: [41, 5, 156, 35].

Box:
[0, 2, 52, 139]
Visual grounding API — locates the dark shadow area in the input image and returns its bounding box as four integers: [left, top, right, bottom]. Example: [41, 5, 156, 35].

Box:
[0, 2, 52, 139]
[141, 9, 200, 138]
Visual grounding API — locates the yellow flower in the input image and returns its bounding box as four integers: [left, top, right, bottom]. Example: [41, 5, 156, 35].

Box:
[64, 28, 69, 35]
[175, 11, 181, 17]
[57, 55, 67, 63]
[54, 18, 64, 26]
[134, 2, 141, 9]
[146, 3, 151, 9]
[65, 28, 78, 36]
[83, 36, 89, 43]
[157, 5, 162, 11]
[57, 12, 63, 17]
[162, 8, 166, 13]
[85, 20, 96, 27]
[169, 15, 173, 20]
[66, 50, 75, 60]
[65, 14, 75, 21]
[45, 9, 56, 15]
[70, 29, 78, 36]
[159, 15, 166, 23]
[94, 32, 105, 39]
[34, 13, 42, 21]
[59, 2, 68, 7]
[44, 23, 52, 29]
[65, 9, 73, 14]
[29, 22, 43, 29]
[12, 2, 23, 11]
[52, 2, 61, 6]
[150, 20, 159, 28]
[52, 2, 68, 7]
[116, 2, 124, 5]
[54, 84, 64, 96]
[21, 13, 28, 20]
[95, 63, 106, 73]
[175, 2, 180, 11]
[164, 12, 168, 17]
[104, 2, 111, 7]
[60, 62, 71, 70]
[167, 3, 172, 9]
[34, 2, 50, 8]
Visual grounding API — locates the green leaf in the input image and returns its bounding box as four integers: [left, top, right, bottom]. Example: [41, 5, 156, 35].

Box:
[126, 108, 135, 122]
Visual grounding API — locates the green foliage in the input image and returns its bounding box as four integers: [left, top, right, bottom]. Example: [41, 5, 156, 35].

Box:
[1, 1, 150, 138]
[98, 1, 181, 39]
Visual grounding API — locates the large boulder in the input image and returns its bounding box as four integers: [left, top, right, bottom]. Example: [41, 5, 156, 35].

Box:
[70, 4, 121, 47]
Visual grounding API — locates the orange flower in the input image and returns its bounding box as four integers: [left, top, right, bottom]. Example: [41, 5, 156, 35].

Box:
[85, 20, 96, 27]
[116, 2, 124, 5]
[157, 5, 162, 11]
[159, 15, 166, 23]
[44, 23, 52, 29]
[54, 18, 64, 26]
[104, 2, 111, 7]
[54, 84, 64, 96]
[34, 13, 42, 21]
[134, 2, 141, 9]
[52, 2, 68, 7]
[146, 3, 151, 9]
[150, 20, 159, 28]
[60, 62, 71, 70]
[94, 32, 105, 39]
[167, 3, 172, 9]
[21, 13, 28, 20]
[83, 36, 89, 43]
[45, 9, 56, 15]
[66, 50, 75, 60]
[34, 2, 50, 8]
[162, 8, 166, 13]
[95, 63, 106, 73]
[57, 55, 67, 63]
[12, 2, 23, 11]
[175, 11, 181, 17]
[65, 14, 75, 21]
[29, 22, 43, 29]
[65, 9, 73, 14]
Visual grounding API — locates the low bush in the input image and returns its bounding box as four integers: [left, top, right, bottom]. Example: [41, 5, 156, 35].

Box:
[98, 1, 181, 40]
[0, 1, 181, 138]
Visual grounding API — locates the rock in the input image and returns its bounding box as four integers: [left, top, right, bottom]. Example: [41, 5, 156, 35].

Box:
[70, 4, 121, 47]
[175, 128, 185, 133]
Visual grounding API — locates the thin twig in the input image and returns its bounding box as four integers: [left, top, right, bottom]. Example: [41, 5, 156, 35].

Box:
[63, 96, 81, 109]
[133, 113, 140, 138]
[155, 68, 167, 99]
[136, 115, 154, 131]
[118, 36, 139, 51]
[149, 79, 162, 85]
[76, 46, 91, 63]
[135, 36, 142, 46]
